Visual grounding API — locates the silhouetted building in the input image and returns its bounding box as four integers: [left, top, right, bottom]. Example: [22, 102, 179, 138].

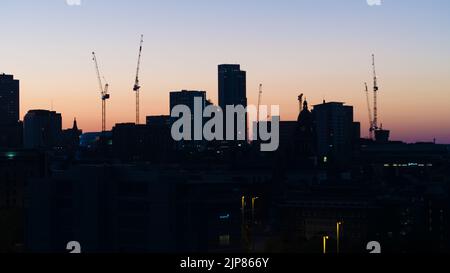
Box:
[170, 90, 208, 150]
[218, 64, 247, 141]
[361, 142, 449, 168]
[146, 115, 171, 127]
[218, 65, 247, 110]
[276, 186, 377, 253]
[23, 110, 62, 150]
[112, 123, 148, 162]
[25, 165, 266, 252]
[76, 131, 113, 162]
[276, 100, 317, 170]
[293, 100, 317, 166]
[60, 119, 82, 156]
[112, 122, 174, 163]
[313, 102, 357, 165]
[0, 149, 48, 252]
[375, 129, 390, 143]
[0, 74, 22, 148]
[278, 122, 297, 147]
[0, 122, 23, 148]
[170, 90, 207, 113]
[0, 74, 19, 125]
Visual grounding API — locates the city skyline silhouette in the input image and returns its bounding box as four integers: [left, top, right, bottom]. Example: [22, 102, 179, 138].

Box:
[1, 0, 449, 143]
[2, 1, 450, 258]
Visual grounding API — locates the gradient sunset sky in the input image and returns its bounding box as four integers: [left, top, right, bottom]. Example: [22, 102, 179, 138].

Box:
[1, 0, 450, 143]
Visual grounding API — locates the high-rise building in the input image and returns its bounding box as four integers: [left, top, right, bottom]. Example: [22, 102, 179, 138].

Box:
[218, 64, 247, 141]
[218, 64, 247, 110]
[313, 102, 358, 165]
[23, 110, 62, 150]
[0, 74, 22, 148]
[0, 74, 19, 125]
[170, 90, 207, 149]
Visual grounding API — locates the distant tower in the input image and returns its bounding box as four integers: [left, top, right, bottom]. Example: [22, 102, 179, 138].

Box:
[0, 74, 20, 125]
[218, 64, 247, 109]
[0, 74, 21, 148]
[218, 64, 247, 141]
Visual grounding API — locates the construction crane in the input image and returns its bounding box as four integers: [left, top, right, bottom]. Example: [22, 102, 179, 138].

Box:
[372, 54, 379, 131]
[257, 84, 263, 123]
[92, 52, 110, 132]
[298, 93, 304, 113]
[133, 35, 144, 125]
[365, 82, 374, 140]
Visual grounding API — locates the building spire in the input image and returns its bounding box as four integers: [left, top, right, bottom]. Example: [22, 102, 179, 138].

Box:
[73, 118, 78, 131]
[303, 98, 308, 111]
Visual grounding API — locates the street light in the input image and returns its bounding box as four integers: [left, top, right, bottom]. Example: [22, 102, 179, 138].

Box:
[251, 197, 260, 252]
[337, 221, 344, 254]
[241, 196, 247, 250]
[323, 236, 329, 254]
[251, 197, 259, 222]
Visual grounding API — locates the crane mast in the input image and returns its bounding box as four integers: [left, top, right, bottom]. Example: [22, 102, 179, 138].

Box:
[133, 35, 144, 125]
[372, 54, 379, 131]
[365, 82, 374, 140]
[92, 52, 110, 132]
[257, 84, 263, 123]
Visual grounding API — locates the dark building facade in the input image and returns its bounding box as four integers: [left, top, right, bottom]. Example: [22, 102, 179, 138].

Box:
[0, 149, 48, 252]
[218, 64, 247, 141]
[313, 102, 358, 166]
[0, 74, 21, 148]
[112, 122, 174, 163]
[170, 90, 207, 113]
[25, 165, 267, 253]
[170, 90, 208, 150]
[23, 110, 62, 150]
[146, 115, 171, 127]
[0, 74, 19, 125]
[60, 119, 82, 156]
[218, 65, 247, 110]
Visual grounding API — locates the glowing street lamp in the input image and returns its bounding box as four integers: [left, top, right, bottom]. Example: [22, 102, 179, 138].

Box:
[251, 197, 259, 222]
[337, 221, 344, 254]
[323, 236, 329, 254]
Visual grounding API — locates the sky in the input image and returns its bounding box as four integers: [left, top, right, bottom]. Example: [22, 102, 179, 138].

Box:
[1, 0, 450, 143]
